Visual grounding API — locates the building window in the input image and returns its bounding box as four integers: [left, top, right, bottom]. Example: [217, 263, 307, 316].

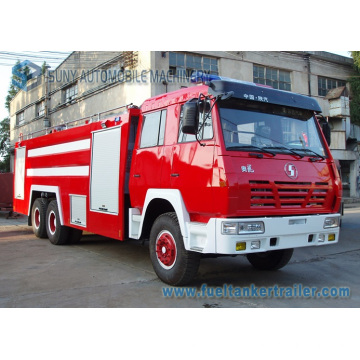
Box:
[253, 65, 291, 91]
[16, 111, 25, 126]
[36, 101, 45, 117]
[140, 110, 167, 148]
[318, 76, 346, 97]
[169, 52, 218, 78]
[102, 62, 122, 83]
[64, 83, 78, 103]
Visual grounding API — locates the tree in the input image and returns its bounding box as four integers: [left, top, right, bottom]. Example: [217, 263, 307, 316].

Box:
[2, 60, 27, 171]
[351, 51, 360, 69]
[41, 61, 49, 75]
[0, 117, 10, 172]
[5, 60, 22, 112]
[1, 60, 44, 172]
[5, 80, 20, 113]
[349, 51, 360, 125]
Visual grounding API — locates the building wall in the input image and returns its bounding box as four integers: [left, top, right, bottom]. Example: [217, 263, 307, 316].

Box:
[11, 51, 354, 144]
[151, 51, 354, 116]
[10, 51, 152, 143]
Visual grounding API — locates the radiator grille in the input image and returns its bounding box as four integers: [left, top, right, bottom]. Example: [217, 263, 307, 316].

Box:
[250, 180, 329, 209]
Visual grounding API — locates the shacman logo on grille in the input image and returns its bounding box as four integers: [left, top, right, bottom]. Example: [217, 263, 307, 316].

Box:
[284, 163, 298, 179]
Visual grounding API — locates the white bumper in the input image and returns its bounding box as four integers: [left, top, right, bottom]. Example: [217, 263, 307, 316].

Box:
[185, 214, 340, 255]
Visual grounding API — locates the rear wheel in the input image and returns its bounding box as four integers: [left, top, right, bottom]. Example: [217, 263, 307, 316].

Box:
[31, 198, 48, 238]
[46, 200, 70, 245]
[149, 212, 200, 286]
[246, 249, 294, 270]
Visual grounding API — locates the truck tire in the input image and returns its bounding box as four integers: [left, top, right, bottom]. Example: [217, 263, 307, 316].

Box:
[149, 212, 200, 286]
[31, 198, 48, 238]
[246, 249, 294, 270]
[46, 200, 70, 245]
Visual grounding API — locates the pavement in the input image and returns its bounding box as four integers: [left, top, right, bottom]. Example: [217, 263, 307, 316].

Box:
[1, 203, 360, 308]
[0, 211, 28, 227]
[343, 198, 360, 207]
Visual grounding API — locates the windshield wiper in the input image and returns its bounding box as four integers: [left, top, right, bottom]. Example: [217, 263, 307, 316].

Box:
[299, 148, 325, 161]
[263, 146, 304, 158]
[227, 145, 276, 157]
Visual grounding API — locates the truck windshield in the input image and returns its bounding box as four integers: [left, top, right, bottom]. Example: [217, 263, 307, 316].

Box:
[218, 98, 327, 158]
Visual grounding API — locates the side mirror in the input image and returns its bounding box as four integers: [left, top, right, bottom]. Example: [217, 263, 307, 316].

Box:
[198, 99, 210, 113]
[182, 100, 198, 135]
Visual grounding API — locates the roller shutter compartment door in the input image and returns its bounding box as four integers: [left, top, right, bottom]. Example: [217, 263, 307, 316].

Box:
[15, 147, 26, 200]
[90, 127, 121, 214]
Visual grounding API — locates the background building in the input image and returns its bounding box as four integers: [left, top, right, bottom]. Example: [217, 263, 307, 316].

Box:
[9, 51, 359, 198]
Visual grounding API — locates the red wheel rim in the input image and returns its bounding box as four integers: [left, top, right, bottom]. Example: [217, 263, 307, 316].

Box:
[155, 231, 177, 269]
[49, 211, 56, 235]
[34, 208, 40, 229]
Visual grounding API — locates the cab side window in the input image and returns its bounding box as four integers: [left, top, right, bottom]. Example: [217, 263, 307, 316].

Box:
[140, 110, 167, 148]
[178, 103, 213, 143]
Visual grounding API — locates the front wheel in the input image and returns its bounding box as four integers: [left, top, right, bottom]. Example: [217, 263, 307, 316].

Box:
[246, 249, 294, 270]
[149, 212, 200, 286]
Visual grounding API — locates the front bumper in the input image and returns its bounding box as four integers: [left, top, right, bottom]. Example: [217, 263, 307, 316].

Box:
[185, 214, 340, 255]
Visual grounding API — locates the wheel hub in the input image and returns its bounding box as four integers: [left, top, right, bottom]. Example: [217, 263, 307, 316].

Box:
[49, 211, 56, 235]
[156, 231, 177, 268]
[34, 208, 40, 229]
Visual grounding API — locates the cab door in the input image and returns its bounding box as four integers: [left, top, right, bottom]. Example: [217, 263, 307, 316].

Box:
[171, 104, 215, 219]
[130, 110, 167, 209]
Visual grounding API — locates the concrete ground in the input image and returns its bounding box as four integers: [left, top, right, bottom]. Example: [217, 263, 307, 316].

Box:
[1, 204, 360, 308]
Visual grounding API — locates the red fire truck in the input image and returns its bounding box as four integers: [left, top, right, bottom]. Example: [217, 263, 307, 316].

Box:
[13, 76, 342, 285]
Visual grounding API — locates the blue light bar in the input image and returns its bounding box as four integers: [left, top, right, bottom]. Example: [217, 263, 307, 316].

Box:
[191, 72, 260, 88]
[190, 71, 221, 84]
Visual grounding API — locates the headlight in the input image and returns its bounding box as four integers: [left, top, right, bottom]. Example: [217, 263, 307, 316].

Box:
[221, 221, 265, 235]
[238, 221, 265, 234]
[222, 222, 238, 235]
[324, 217, 340, 228]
